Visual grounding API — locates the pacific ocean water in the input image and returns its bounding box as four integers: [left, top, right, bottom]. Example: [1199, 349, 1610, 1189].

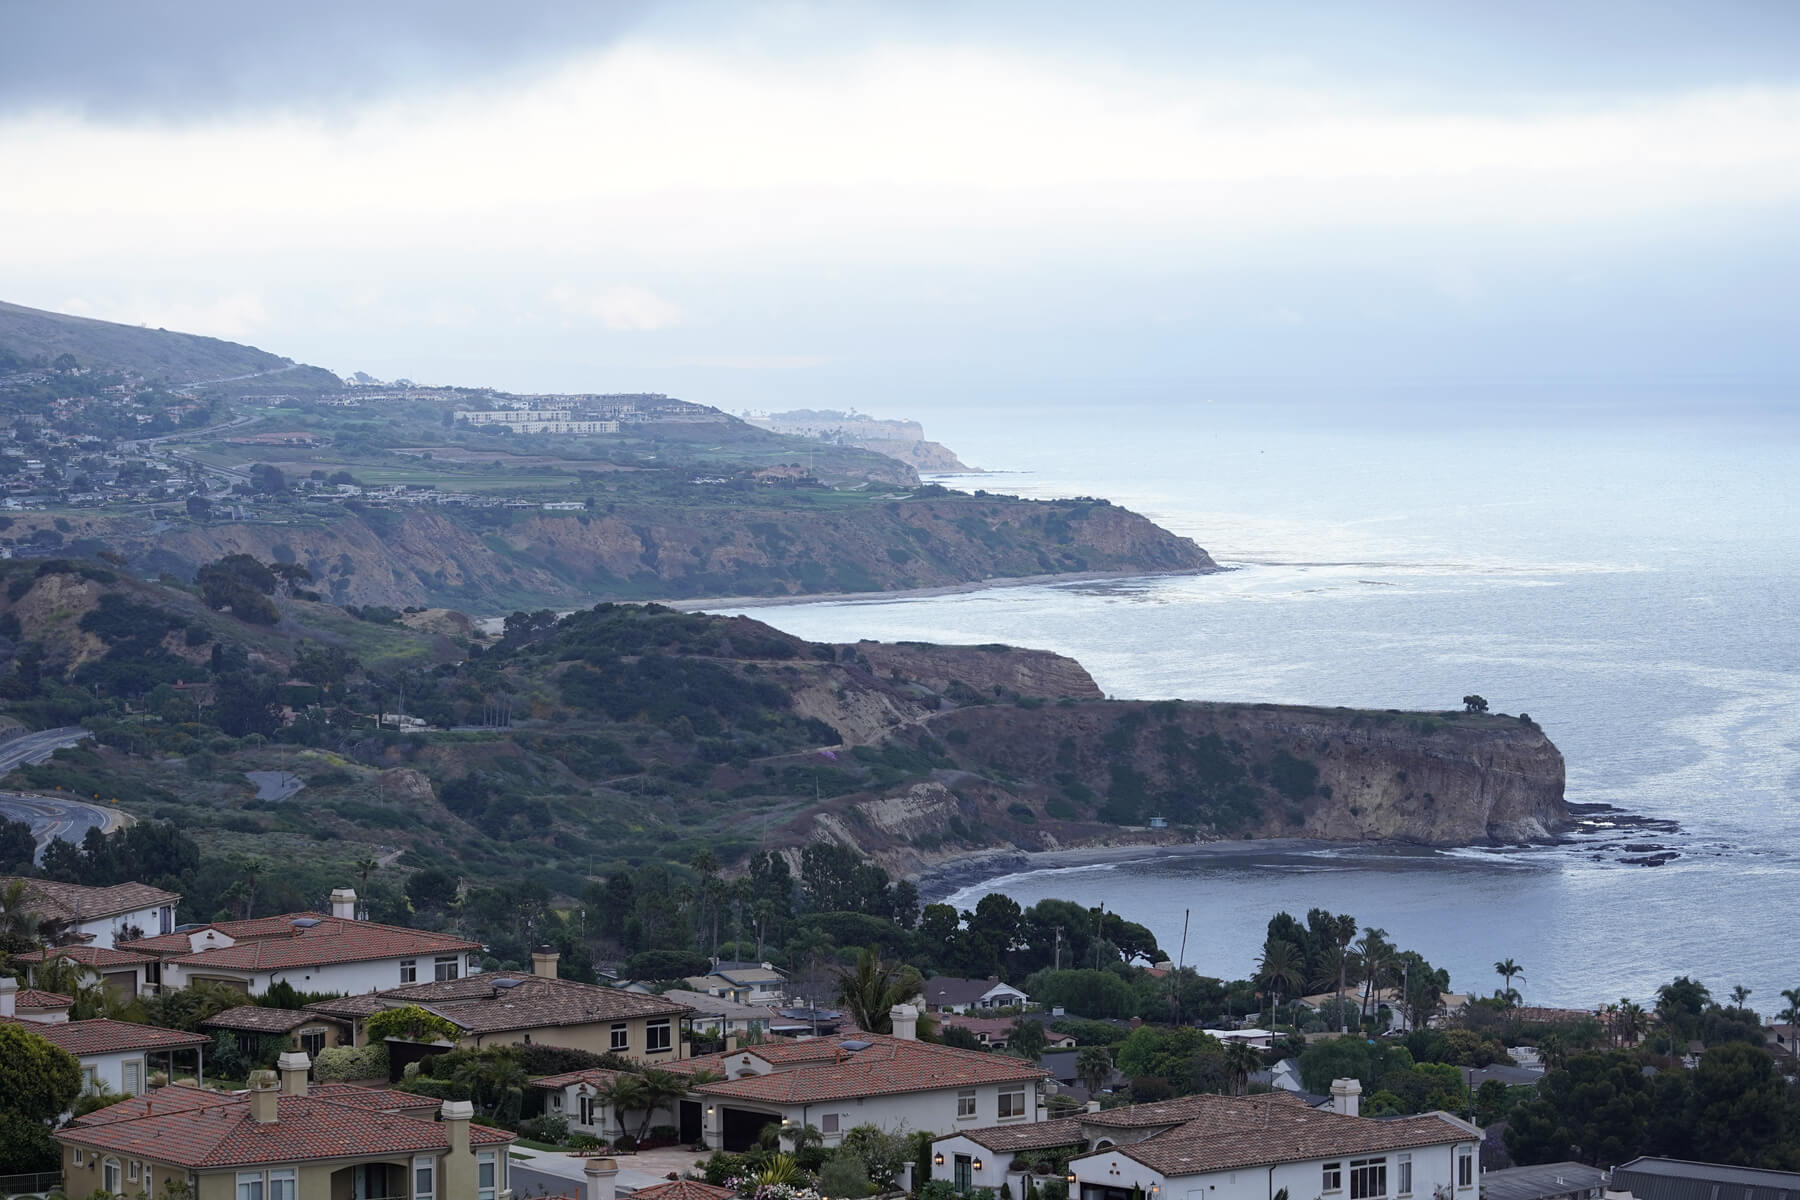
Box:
[709, 398, 1799, 1011]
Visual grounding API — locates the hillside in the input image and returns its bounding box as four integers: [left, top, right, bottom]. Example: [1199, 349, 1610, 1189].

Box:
[0, 300, 334, 388]
[0, 570, 1567, 909]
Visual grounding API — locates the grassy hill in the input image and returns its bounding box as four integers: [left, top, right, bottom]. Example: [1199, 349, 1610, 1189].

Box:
[0, 299, 334, 388]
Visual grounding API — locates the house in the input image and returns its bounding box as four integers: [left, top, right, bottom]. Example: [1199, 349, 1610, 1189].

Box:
[0, 877, 179, 948]
[97, 890, 483, 996]
[1063, 1087, 1481, 1200]
[936, 1013, 1069, 1051]
[202, 1005, 352, 1061]
[922, 975, 1031, 1014]
[1609, 1157, 1800, 1200]
[15, 944, 165, 1000]
[659, 989, 775, 1041]
[1479, 1162, 1608, 1200]
[671, 1005, 1049, 1151]
[531, 1066, 687, 1145]
[302, 949, 694, 1063]
[684, 963, 788, 1006]
[55, 1055, 514, 1200]
[3, 981, 209, 1096]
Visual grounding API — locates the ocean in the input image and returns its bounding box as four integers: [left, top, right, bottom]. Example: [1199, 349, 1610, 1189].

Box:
[709, 397, 1800, 1011]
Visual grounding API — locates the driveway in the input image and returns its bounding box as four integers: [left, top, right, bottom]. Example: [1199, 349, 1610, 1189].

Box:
[509, 1146, 711, 1199]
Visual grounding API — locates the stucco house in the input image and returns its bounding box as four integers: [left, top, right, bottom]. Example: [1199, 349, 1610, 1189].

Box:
[203, 1004, 352, 1061]
[55, 1054, 514, 1200]
[682, 963, 788, 1006]
[15, 943, 165, 999]
[669, 1005, 1049, 1151]
[0, 877, 179, 949]
[3, 981, 209, 1095]
[922, 976, 1031, 1014]
[303, 950, 694, 1063]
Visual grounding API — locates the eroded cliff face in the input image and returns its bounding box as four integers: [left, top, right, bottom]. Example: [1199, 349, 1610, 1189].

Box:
[796, 696, 1568, 876]
[35, 494, 1212, 610]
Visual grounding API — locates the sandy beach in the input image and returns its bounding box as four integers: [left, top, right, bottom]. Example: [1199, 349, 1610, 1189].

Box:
[914, 835, 1339, 903]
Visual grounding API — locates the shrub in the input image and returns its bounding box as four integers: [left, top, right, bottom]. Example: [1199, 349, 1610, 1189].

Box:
[519, 1114, 570, 1145]
[818, 1154, 871, 1198]
[313, 1042, 389, 1082]
[704, 1152, 749, 1186]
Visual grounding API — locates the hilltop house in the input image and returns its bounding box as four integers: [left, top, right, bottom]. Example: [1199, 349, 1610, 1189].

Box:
[26, 889, 484, 996]
[922, 976, 1030, 1014]
[4, 977, 209, 1095]
[56, 1055, 514, 1200]
[670, 1005, 1049, 1151]
[303, 948, 694, 1063]
[0, 877, 179, 949]
[683, 963, 789, 1006]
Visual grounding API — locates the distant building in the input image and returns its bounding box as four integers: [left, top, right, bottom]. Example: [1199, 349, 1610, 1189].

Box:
[1480, 1162, 1608, 1200]
[922, 976, 1031, 1014]
[1610, 1158, 1800, 1200]
[0, 878, 179, 949]
[454, 409, 618, 434]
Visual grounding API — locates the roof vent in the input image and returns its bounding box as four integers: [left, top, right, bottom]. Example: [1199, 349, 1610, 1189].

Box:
[839, 1039, 872, 1052]
[290, 918, 322, 930]
[492, 978, 524, 990]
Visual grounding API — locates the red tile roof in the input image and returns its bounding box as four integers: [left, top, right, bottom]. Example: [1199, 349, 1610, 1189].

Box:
[0, 878, 179, 923]
[2, 1017, 211, 1056]
[629, 1182, 736, 1200]
[308, 1083, 440, 1112]
[168, 914, 479, 973]
[119, 931, 208, 954]
[667, 1038, 849, 1077]
[201, 1006, 325, 1034]
[16, 944, 157, 967]
[58, 1089, 513, 1168]
[15, 988, 73, 1008]
[693, 1034, 1046, 1105]
[529, 1067, 626, 1092]
[936, 1115, 1087, 1154]
[1074, 1097, 1472, 1178]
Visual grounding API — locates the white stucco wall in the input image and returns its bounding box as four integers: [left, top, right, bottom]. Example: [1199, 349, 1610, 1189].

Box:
[169, 951, 481, 996]
[1072, 1134, 1480, 1200]
[77, 904, 174, 950]
[707, 1078, 1043, 1147]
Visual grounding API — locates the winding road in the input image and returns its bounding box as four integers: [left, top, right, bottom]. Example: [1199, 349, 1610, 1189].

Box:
[0, 727, 127, 858]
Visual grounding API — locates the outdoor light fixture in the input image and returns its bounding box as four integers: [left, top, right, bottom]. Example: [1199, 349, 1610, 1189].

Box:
[1152, 1186, 1161, 1195]
[707, 1105, 715, 1117]
[973, 1159, 985, 1172]
[934, 1154, 946, 1167]
[1067, 1174, 1078, 1185]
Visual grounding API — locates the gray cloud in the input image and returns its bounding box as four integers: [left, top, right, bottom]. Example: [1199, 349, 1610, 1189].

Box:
[0, 0, 652, 121]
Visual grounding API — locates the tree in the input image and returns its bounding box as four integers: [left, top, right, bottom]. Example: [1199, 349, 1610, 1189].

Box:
[1463, 695, 1489, 713]
[835, 945, 922, 1034]
[1257, 937, 1304, 1017]
[0, 1022, 82, 1172]
[1495, 958, 1524, 1006]
[604, 1068, 691, 1140]
[1328, 912, 1358, 1032]
[1686, 1042, 1794, 1167]
[1781, 988, 1800, 1067]
[0, 818, 34, 873]
[1009, 1018, 1048, 1060]
[1075, 1045, 1112, 1094]
[1355, 927, 1393, 1020]
[366, 1004, 462, 1044]
[1729, 985, 1753, 1008]
[407, 867, 459, 914]
[1504, 1051, 1654, 1166]
[0, 878, 45, 957]
[1223, 1039, 1262, 1096]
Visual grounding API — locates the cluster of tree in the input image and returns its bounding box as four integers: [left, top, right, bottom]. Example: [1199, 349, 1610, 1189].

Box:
[1256, 910, 1449, 1034]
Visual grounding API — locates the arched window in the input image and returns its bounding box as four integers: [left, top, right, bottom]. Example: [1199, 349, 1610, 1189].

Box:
[103, 1158, 122, 1194]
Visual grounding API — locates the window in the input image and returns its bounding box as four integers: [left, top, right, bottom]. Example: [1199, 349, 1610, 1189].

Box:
[1350, 1158, 1387, 1200]
[1397, 1155, 1412, 1197]
[822, 1113, 840, 1133]
[1458, 1152, 1474, 1189]
[434, 955, 460, 981]
[646, 1019, 672, 1052]
[73, 1149, 85, 1167]
[104, 1159, 122, 1194]
[478, 1150, 499, 1200]
[414, 1156, 436, 1200]
[129, 1161, 141, 1183]
[955, 1155, 973, 1192]
[237, 1171, 265, 1200]
[1323, 1163, 1343, 1193]
[580, 1094, 598, 1126]
[400, 959, 417, 983]
[82, 1065, 99, 1094]
[611, 1023, 629, 1051]
[123, 1060, 142, 1096]
[300, 1028, 327, 1058]
[160, 906, 174, 934]
[998, 1088, 1026, 1119]
[269, 1170, 296, 1200]
[958, 1089, 978, 1119]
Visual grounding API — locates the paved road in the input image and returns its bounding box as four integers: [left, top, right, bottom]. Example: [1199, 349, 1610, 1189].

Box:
[0, 727, 123, 859]
[508, 1152, 676, 1200]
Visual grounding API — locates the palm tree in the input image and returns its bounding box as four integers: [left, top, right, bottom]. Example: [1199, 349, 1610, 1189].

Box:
[1494, 959, 1524, 1007]
[1332, 913, 1358, 1033]
[1615, 998, 1646, 1048]
[834, 945, 920, 1034]
[242, 857, 267, 919]
[1729, 984, 1753, 1009]
[1075, 1046, 1112, 1095]
[353, 856, 379, 892]
[781, 1123, 825, 1153]
[1257, 939, 1304, 1020]
[1354, 928, 1392, 1021]
[1223, 1039, 1262, 1097]
[1779, 988, 1800, 1067]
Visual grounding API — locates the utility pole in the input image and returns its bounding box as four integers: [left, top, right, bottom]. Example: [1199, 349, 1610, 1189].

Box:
[1053, 926, 1062, 972]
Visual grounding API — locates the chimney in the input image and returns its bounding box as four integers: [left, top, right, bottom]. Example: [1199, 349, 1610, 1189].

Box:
[248, 1071, 280, 1124]
[584, 1157, 620, 1200]
[531, 945, 560, 979]
[0, 975, 15, 1019]
[329, 888, 358, 920]
[726, 1033, 740, 1052]
[277, 1050, 310, 1096]
[889, 1003, 919, 1041]
[1330, 1078, 1362, 1118]
[1087, 1099, 1101, 1113]
[442, 1100, 476, 1198]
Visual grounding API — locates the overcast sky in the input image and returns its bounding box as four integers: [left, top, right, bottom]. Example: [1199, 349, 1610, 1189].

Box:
[3, 0, 1797, 418]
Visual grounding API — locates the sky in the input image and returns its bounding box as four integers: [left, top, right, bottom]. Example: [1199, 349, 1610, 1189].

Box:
[3, 0, 1797, 420]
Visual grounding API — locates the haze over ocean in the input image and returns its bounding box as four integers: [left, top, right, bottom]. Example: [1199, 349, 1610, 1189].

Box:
[713, 396, 1800, 1010]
